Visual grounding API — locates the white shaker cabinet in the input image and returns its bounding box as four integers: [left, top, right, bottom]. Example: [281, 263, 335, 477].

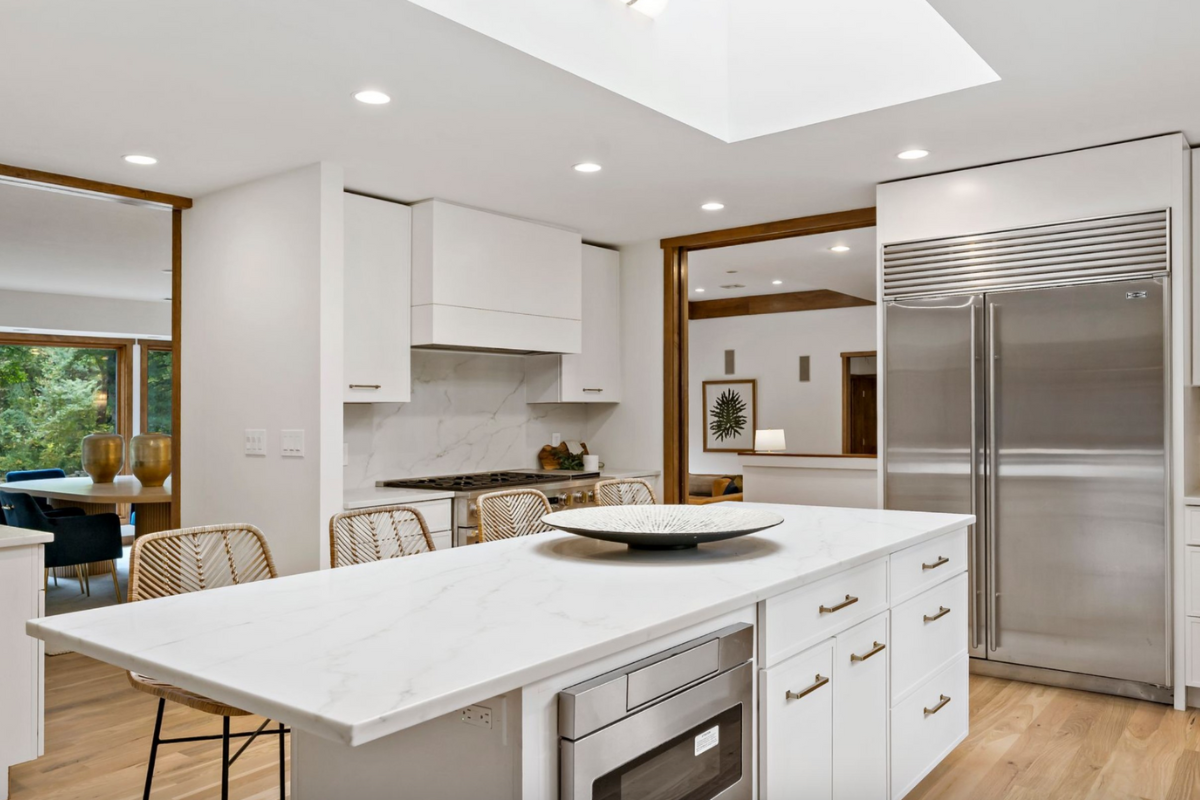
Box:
[833, 613, 889, 800]
[761, 640, 833, 800]
[526, 245, 621, 403]
[343, 193, 412, 403]
[0, 529, 49, 800]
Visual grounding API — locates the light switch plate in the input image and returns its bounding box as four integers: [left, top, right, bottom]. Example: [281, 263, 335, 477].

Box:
[281, 429, 305, 458]
[245, 429, 267, 456]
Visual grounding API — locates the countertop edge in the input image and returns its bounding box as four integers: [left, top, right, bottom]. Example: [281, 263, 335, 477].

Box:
[0, 526, 53, 548]
[30, 512, 972, 746]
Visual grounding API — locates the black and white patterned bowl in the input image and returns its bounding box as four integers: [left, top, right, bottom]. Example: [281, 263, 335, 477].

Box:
[542, 505, 784, 550]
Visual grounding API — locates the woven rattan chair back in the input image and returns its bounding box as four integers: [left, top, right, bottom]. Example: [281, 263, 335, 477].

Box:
[477, 488, 553, 543]
[128, 523, 277, 602]
[595, 478, 656, 507]
[329, 505, 435, 568]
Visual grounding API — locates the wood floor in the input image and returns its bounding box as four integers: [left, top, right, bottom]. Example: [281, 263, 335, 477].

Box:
[10, 655, 1200, 799]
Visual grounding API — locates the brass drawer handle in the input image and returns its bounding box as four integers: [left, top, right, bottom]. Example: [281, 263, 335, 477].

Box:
[819, 594, 859, 614]
[582, 388, 604, 393]
[924, 606, 951, 623]
[924, 695, 951, 716]
[786, 674, 829, 701]
[850, 641, 886, 663]
[922, 555, 950, 571]
[348, 384, 382, 390]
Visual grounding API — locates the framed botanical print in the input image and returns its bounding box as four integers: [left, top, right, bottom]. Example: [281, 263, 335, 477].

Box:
[702, 379, 757, 452]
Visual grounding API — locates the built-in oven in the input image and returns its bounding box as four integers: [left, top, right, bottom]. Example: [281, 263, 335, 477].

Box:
[558, 623, 753, 800]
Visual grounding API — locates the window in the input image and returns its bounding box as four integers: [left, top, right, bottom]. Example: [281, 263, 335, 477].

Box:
[141, 342, 173, 435]
[0, 335, 133, 475]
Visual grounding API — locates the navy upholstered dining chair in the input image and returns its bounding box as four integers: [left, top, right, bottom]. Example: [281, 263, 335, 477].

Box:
[0, 490, 123, 599]
[4, 468, 68, 514]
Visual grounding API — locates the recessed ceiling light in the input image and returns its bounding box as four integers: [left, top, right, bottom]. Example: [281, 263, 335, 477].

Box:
[701, 202, 725, 211]
[694, 288, 705, 293]
[123, 155, 157, 165]
[897, 149, 929, 160]
[354, 90, 391, 105]
[829, 245, 851, 253]
[772, 280, 783, 285]
[573, 162, 603, 173]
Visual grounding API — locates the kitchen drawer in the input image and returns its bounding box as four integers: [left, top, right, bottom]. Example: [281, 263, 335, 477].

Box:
[891, 572, 969, 704]
[1187, 508, 1200, 546]
[407, 500, 452, 533]
[429, 530, 453, 551]
[762, 558, 888, 667]
[760, 639, 833, 800]
[890, 655, 969, 800]
[889, 528, 968, 606]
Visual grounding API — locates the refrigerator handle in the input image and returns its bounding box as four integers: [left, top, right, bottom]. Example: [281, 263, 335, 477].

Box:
[987, 303, 999, 652]
[969, 302, 979, 651]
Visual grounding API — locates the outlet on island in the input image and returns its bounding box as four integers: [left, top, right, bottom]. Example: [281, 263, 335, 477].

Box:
[460, 704, 492, 730]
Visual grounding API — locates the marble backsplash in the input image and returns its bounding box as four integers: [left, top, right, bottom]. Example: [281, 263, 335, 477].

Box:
[343, 350, 592, 488]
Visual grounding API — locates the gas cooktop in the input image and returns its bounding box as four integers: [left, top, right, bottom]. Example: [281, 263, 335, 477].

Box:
[380, 470, 600, 492]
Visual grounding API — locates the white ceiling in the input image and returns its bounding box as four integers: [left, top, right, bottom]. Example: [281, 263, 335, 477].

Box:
[0, 0, 1197, 247]
[688, 227, 877, 300]
[406, 0, 997, 142]
[0, 183, 172, 301]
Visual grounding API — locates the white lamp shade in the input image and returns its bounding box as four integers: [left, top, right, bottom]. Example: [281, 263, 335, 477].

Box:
[755, 429, 786, 452]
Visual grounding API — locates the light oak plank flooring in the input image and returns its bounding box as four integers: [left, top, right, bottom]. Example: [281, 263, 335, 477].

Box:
[9, 653, 288, 800]
[12, 656, 1200, 799]
[909, 675, 1200, 800]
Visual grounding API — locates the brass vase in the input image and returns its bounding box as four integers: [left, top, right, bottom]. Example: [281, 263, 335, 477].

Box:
[130, 433, 172, 488]
[82, 433, 124, 484]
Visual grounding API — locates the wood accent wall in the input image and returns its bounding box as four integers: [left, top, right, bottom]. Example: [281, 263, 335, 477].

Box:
[689, 289, 873, 320]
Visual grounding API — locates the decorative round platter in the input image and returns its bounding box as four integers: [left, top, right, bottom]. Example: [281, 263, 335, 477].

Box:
[542, 505, 784, 550]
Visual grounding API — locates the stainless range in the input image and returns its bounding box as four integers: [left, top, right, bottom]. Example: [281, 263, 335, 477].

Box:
[378, 469, 603, 547]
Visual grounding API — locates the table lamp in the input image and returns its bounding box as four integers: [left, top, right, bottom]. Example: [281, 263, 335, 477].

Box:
[754, 429, 786, 453]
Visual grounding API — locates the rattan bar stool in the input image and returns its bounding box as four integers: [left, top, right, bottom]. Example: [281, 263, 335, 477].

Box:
[126, 523, 287, 800]
[594, 478, 657, 506]
[329, 504, 435, 567]
[477, 488, 553, 543]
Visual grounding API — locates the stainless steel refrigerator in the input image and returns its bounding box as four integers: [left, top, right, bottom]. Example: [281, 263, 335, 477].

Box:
[882, 211, 1170, 696]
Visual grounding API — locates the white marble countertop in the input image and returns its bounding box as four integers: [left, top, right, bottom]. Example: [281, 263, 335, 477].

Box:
[343, 487, 456, 509]
[1185, 496, 1200, 507]
[600, 467, 661, 479]
[0, 525, 53, 549]
[28, 503, 972, 747]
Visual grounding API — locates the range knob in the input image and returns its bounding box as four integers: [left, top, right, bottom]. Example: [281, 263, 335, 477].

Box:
[572, 491, 585, 504]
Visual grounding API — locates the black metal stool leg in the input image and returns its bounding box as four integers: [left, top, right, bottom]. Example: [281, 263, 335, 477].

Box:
[221, 716, 231, 800]
[143, 698, 165, 800]
[279, 722, 286, 799]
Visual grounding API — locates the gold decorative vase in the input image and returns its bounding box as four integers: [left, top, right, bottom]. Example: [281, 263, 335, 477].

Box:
[131, 433, 172, 488]
[82, 433, 124, 484]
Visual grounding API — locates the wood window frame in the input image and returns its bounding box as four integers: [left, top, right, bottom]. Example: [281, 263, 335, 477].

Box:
[0, 163, 190, 526]
[841, 351, 877, 454]
[659, 207, 877, 503]
[139, 340, 174, 434]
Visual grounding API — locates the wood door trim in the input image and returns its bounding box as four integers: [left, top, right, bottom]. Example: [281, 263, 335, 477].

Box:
[171, 209, 182, 527]
[0, 163, 193, 209]
[660, 208, 876, 501]
[139, 340, 172, 434]
[842, 351, 877, 454]
[689, 290, 873, 320]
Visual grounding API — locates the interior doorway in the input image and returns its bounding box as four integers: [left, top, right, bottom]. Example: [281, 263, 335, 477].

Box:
[842, 351, 877, 455]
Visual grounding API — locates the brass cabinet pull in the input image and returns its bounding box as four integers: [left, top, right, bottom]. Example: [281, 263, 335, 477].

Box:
[924, 695, 951, 716]
[924, 606, 951, 623]
[850, 641, 886, 663]
[819, 594, 859, 614]
[922, 555, 950, 571]
[582, 388, 604, 393]
[786, 674, 829, 701]
[348, 384, 382, 390]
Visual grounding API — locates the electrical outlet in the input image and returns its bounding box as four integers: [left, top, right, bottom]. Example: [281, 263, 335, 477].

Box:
[460, 704, 492, 730]
[245, 429, 266, 456]
[281, 429, 305, 458]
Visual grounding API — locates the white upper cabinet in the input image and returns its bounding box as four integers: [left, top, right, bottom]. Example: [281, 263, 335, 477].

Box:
[410, 200, 582, 354]
[526, 245, 621, 403]
[344, 193, 412, 403]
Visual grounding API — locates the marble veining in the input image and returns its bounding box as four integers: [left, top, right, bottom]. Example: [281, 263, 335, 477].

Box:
[343, 351, 591, 487]
[29, 504, 972, 747]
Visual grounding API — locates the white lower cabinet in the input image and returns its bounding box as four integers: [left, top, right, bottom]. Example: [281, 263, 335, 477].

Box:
[889, 656, 969, 800]
[833, 613, 889, 800]
[760, 640, 833, 800]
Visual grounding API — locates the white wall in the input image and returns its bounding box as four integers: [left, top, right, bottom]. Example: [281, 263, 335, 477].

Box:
[0, 289, 170, 338]
[585, 240, 664, 491]
[182, 163, 344, 576]
[687, 305, 876, 475]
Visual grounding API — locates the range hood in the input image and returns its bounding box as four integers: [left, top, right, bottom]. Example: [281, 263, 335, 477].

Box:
[411, 200, 582, 356]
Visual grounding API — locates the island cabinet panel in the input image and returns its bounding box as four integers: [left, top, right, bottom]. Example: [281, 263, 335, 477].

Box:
[0, 542, 45, 790]
[888, 528, 968, 606]
[762, 556, 888, 667]
[889, 656, 969, 800]
[343, 193, 412, 403]
[760, 640, 833, 800]
[890, 572, 969, 704]
[833, 613, 889, 800]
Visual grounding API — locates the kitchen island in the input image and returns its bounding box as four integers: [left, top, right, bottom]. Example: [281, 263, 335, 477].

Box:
[27, 503, 972, 800]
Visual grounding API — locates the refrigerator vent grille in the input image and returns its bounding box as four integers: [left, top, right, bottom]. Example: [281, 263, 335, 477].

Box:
[882, 210, 1168, 299]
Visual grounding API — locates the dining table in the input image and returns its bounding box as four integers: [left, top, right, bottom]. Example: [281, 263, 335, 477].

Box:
[5, 475, 173, 538]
